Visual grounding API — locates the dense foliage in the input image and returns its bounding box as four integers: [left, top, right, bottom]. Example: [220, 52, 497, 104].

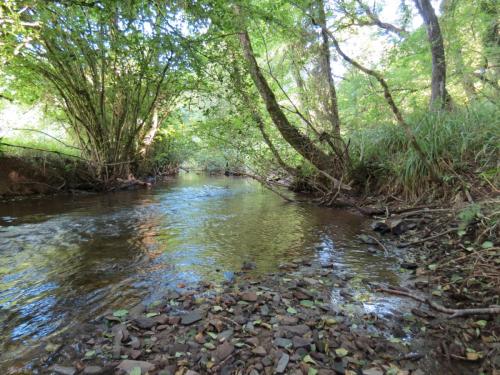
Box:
[0, 0, 498, 198]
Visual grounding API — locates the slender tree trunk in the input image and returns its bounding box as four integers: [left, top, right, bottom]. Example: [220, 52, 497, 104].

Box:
[316, 0, 341, 138]
[139, 108, 160, 156]
[327, 31, 440, 183]
[414, 0, 452, 110]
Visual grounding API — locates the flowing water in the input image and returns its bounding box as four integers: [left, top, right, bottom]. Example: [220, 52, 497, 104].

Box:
[0, 174, 405, 370]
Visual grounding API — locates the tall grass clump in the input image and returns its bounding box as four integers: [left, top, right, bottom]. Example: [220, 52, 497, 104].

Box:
[349, 102, 499, 200]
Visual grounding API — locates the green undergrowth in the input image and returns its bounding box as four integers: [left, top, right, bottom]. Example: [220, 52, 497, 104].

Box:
[348, 103, 499, 199]
[0, 136, 81, 159]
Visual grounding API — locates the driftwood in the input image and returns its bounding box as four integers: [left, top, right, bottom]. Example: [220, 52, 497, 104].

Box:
[366, 234, 389, 256]
[376, 286, 500, 319]
[113, 177, 151, 191]
[237, 172, 296, 203]
[398, 228, 456, 248]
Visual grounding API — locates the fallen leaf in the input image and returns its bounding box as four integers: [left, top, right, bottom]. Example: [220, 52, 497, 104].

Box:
[113, 309, 128, 318]
[335, 348, 348, 357]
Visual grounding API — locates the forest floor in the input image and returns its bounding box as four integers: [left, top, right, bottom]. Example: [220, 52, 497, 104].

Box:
[30, 199, 498, 375]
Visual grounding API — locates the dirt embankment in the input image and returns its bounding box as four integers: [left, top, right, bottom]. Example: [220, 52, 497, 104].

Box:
[0, 155, 177, 198]
[0, 156, 62, 197]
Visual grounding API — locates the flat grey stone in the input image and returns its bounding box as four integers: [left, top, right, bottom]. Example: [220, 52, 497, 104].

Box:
[273, 337, 292, 349]
[181, 310, 204, 325]
[276, 353, 289, 373]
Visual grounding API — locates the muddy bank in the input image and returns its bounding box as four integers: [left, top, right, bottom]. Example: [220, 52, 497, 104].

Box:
[366, 201, 499, 373]
[0, 156, 177, 199]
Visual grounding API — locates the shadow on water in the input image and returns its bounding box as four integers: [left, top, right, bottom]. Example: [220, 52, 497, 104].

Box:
[0, 173, 402, 369]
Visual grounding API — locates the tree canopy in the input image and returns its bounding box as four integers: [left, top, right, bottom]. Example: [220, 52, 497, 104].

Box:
[0, 0, 498, 196]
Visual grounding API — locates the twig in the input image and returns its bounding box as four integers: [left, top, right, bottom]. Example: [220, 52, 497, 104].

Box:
[0, 142, 87, 160]
[11, 128, 82, 151]
[398, 228, 457, 248]
[376, 286, 500, 318]
[367, 234, 389, 256]
[236, 172, 296, 203]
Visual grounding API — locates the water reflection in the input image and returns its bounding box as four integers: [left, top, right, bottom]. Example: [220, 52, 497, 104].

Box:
[0, 173, 400, 368]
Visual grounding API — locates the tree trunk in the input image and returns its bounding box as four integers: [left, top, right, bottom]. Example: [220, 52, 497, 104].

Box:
[414, 0, 452, 110]
[139, 108, 160, 156]
[237, 29, 335, 175]
[327, 30, 441, 183]
[316, 0, 341, 138]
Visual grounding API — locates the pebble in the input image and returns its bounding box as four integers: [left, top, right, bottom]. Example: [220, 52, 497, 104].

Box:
[215, 341, 234, 362]
[241, 291, 258, 302]
[181, 310, 204, 325]
[274, 337, 292, 348]
[49, 365, 76, 375]
[275, 353, 289, 373]
[83, 366, 104, 375]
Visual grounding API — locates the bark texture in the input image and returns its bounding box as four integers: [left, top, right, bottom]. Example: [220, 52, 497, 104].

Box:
[414, 0, 452, 110]
[316, 0, 341, 138]
[238, 30, 334, 175]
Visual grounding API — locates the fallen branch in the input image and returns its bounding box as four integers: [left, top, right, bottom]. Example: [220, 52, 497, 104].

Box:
[398, 228, 456, 248]
[236, 172, 296, 203]
[376, 286, 500, 318]
[367, 234, 389, 256]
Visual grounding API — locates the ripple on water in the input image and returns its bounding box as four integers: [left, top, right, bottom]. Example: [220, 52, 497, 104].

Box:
[0, 174, 403, 369]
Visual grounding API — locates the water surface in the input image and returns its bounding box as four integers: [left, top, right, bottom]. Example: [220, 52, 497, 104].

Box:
[0, 174, 402, 369]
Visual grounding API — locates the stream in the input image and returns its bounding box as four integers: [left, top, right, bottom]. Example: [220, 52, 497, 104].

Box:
[0, 174, 408, 371]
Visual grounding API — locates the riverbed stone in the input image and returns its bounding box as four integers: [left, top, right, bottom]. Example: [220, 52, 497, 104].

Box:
[241, 291, 258, 302]
[252, 346, 267, 356]
[49, 365, 76, 375]
[134, 316, 156, 329]
[274, 337, 292, 348]
[181, 310, 205, 325]
[215, 341, 234, 362]
[275, 353, 289, 373]
[282, 324, 311, 336]
[83, 366, 104, 375]
[292, 335, 312, 348]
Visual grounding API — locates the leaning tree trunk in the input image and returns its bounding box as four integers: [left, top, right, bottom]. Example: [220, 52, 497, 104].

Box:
[237, 29, 349, 190]
[414, 0, 452, 110]
[238, 31, 333, 171]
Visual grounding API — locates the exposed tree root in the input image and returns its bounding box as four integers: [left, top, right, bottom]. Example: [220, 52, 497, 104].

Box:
[376, 286, 500, 318]
[398, 228, 457, 248]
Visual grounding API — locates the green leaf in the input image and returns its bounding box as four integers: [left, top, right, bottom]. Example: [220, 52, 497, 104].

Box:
[130, 367, 141, 375]
[428, 264, 437, 271]
[335, 348, 348, 357]
[303, 354, 316, 365]
[475, 320, 487, 328]
[308, 369, 318, 375]
[300, 300, 315, 308]
[113, 309, 128, 318]
[146, 312, 159, 317]
[84, 350, 96, 358]
[481, 241, 493, 249]
[287, 307, 297, 314]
